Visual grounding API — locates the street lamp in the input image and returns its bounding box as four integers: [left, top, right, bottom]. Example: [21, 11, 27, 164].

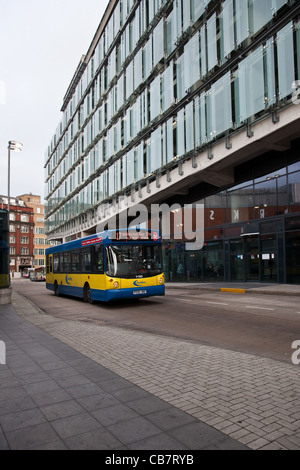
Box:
[7, 140, 23, 284]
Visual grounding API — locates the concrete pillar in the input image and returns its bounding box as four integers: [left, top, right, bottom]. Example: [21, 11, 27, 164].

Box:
[0, 288, 12, 305]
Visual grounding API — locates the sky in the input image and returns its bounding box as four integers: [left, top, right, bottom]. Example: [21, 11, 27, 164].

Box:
[0, 0, 109, 202]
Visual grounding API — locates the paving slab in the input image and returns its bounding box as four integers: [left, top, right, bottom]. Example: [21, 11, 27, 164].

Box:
[0, 302, 248, 450]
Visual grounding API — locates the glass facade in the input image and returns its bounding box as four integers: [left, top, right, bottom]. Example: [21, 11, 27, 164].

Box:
[44, 0, 300, 284]
[163, 163, 300, 285]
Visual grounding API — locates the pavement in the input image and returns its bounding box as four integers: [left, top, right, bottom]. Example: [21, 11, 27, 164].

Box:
[165, 282, 300, 296]
[0, 282, 300, 451]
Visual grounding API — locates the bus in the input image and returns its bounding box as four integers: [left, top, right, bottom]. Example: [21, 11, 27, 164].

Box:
[45, 229, 165, 303]
[30, 266, 46, 282]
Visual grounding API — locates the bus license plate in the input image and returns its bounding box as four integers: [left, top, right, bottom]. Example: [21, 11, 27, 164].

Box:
[133, 290, 147, 295]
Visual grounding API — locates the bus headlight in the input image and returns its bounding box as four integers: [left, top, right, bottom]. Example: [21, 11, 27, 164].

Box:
[113, 281, 119, 288]
[159, 277, 164, 285]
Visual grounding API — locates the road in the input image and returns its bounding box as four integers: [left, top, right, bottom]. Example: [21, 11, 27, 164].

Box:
[11, 278, 300, 365]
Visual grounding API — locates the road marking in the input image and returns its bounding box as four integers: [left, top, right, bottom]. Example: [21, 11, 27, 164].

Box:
[173, 298, 192, 303]
[246, 306, 275, 311]
[206, 302, 229, 306]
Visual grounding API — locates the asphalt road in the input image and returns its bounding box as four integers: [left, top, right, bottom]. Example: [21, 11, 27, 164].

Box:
[11, 278, 300, 365]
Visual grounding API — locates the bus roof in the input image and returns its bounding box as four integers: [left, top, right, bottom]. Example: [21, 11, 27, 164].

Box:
[45, 229, 161, 255]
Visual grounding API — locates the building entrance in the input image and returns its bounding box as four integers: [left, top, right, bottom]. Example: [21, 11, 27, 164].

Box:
[229, 234, 279, 283]
[245, 237, 260, 282]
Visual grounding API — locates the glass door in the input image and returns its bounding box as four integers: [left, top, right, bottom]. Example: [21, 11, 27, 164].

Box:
[261, 235, 278, 283]
[230, 240, 244, 281]
[245, 237, 260, 281]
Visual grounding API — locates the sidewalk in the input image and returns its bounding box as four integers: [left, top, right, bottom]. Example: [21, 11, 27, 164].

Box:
[0, 288, 300, 450]
[0, 297, 247, 450]
[165, 282, 300, 296]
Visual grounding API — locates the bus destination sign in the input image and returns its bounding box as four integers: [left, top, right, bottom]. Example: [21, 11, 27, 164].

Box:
[82, 236, 103, 246]
[111, 230, 159, 241]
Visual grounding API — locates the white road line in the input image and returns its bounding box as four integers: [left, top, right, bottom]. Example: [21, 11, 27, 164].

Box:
[206, 302, 229, 306]
[246, 306, 275, 311]
[173, 298, 192, 303]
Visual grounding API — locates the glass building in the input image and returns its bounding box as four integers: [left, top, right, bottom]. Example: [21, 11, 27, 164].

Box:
[45, 0, 300, 284]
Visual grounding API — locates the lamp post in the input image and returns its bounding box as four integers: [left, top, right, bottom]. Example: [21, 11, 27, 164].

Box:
[7, 140, 23, 284]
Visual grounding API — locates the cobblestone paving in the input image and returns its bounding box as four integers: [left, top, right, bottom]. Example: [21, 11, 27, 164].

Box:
[12, 291, 300, 450]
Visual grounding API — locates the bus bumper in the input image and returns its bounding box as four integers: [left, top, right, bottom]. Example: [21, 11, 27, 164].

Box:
[93, 285, 165, 302]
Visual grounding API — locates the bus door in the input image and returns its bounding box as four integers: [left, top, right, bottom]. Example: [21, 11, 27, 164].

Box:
[47, 255, 54, 283]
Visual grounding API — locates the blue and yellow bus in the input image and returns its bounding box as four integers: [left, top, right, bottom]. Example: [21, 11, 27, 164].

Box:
[45, 229, 165, 303]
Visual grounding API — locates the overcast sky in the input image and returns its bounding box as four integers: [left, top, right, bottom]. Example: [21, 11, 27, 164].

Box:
[0, 0, 108, 202]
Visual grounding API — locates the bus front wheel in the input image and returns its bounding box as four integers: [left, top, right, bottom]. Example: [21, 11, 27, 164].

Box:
[84, 283, 94, 304]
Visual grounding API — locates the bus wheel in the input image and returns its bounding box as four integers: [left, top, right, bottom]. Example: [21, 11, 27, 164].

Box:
[54, 282, 59, 297]
[84, 284, 94, 304]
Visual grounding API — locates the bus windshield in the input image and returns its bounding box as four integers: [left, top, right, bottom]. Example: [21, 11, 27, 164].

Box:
[106, 244, 163, 278]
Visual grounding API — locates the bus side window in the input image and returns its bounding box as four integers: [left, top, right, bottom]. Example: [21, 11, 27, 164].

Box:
[94, 245, 104, 273]
[71, 251, 80, 273]
[53, 254, 60, 273]
[81, 249, 91, 273]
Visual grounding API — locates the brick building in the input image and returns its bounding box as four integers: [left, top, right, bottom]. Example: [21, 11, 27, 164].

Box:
[18, 194, 51, 269]
[0, 197, 34, 276]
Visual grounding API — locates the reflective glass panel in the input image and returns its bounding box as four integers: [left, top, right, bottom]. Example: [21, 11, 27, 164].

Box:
[200, 26, 207, 78]
[264, 39, 276, 107]
[161, 63, 174, 113]
[166, 10, 176, 56]
[207, 13, 217, 72]
[176, 108, 185, 158]
[185, 101, 194, 153]
[288, 171, 300, 213]
[254, 178, 277, 219]
[277, 23, 295, 100]
[135, 143, 144, 181]
[166, 118, 174, 163]
[249, 0, 273, 35]
[222, 0, 235, 58]
[149, 127, 162, 173]
[235, 0, 249, 46]
[184, 33, 200, 92]
[207, 72, 232, 140]
[150, 75, 161, 122]
[228, 185, 254, 223]
[134, 49, 143, 90]
[237, 47, 264, 122]
[153, 19, 164, 67]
